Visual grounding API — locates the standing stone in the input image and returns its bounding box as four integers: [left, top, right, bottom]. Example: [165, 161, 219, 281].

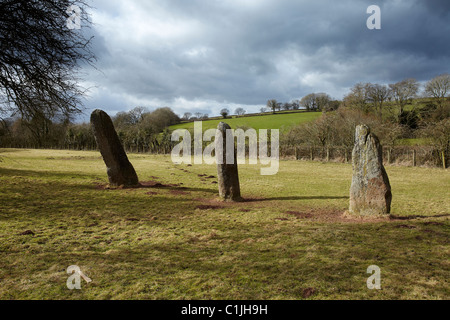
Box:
[216, 122, 241, 201]
[90, 109, 139, 187]
[349, 125, 392, 216]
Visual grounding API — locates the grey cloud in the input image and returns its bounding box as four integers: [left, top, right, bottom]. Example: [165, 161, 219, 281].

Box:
[81, 0, 450, 117]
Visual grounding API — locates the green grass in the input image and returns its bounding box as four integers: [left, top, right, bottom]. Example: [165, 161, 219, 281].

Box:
[397, 138, 431, 146]
[0, 149, 449, 299]
[170, 111, 321, 132]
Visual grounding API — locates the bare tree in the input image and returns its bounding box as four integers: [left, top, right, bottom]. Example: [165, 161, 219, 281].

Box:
[377, 122, 406, 163]
[389, 78, 419, 121]
[421, 117, 450, 169]
[315, 93, 332, 111]
[194, 112, 203, 119]
[235, 107, 246, 116]
[366, 84, 391, 121]
[0, 0, 95, 121]
[343, 83, 370, 113]
[282, 103, 292, 111]
[129, 106, 148, 124]
[309, 113, 336, 161]
[267, 99, 278, 113]
[425, 74, 450, 107]
[182, 112, 192, 121]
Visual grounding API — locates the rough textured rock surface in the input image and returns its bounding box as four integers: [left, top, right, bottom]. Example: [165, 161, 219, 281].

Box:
[216, 122, 241, 201]
[90, 109, 139, 187]
[349, 125, 392, 216]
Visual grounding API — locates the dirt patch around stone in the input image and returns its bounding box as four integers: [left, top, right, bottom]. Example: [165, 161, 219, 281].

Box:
[93, 182, 106, 190]
[139, 180, 181, 188]
[301, 287, 317, 298]
[422, 221, 445, 226]
[196, 205, 224, 210]
[53, 156, 101, 161]
[394, 224, 417, 229]
[170, 190, 190, 196]
[286, 211, 313, 219]
[93, 180, 185, 191]
[19, 230, 35, 236]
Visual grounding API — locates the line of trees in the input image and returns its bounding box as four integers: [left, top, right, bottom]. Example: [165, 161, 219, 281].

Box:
[0, 107, 181, 153]
[281, 106, 449, 168]
[281, 74, 450, 168]
[181, 112, 209, 121]
[266, 95, 340, 114]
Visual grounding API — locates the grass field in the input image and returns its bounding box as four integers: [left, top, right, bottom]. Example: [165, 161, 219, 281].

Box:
[169, 111, 321, 132]
[0, 149, 449, 299]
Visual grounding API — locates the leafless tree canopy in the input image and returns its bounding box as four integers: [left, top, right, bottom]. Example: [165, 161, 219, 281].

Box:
[0, 0, 95, 121]
[389, 79, 419, 110]
[266, 99, 277, 113]
[425, 74, 450, 107]
[366, 83, 390, 121]
[235, 107, 245, 116]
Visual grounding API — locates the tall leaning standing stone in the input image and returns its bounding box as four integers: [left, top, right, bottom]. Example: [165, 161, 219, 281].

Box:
[90, 109, 139, 187]
[216, 122, 241, 201]
[349, 125, 392, 216]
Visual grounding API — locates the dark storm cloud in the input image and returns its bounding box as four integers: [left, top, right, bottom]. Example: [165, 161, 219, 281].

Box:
[82, 0, 450, 117]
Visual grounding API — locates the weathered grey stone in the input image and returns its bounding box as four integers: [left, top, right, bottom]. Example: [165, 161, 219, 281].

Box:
[216, 122, 241, 201]
[90, 109, 139, 187]
[349, 125, 392, 216]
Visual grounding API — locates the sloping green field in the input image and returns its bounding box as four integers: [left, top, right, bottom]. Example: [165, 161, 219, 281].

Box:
[0, 149, 448, 299]
[170, 112, 321, 131]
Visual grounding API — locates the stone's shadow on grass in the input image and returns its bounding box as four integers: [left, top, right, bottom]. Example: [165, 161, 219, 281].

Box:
[138, 180, 217, 194]
[94, 180, 218, 194]
[243, 196, 349, 201]
[0, 167, 97, 180]
[0, 148, 28, 154]
[0, 176, 197, 223]
[70, 221, 449, 299]
[390, 213, 450, 220]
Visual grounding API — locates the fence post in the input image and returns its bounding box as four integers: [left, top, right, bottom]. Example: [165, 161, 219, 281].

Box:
[412, 149, 417, 167]
[442, 150, 446, 169]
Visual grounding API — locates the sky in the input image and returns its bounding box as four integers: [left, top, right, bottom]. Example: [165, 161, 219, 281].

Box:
[78, 0, 450, 121]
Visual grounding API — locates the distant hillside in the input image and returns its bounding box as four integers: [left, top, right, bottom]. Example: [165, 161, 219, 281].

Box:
[169, 111, 322, 132]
